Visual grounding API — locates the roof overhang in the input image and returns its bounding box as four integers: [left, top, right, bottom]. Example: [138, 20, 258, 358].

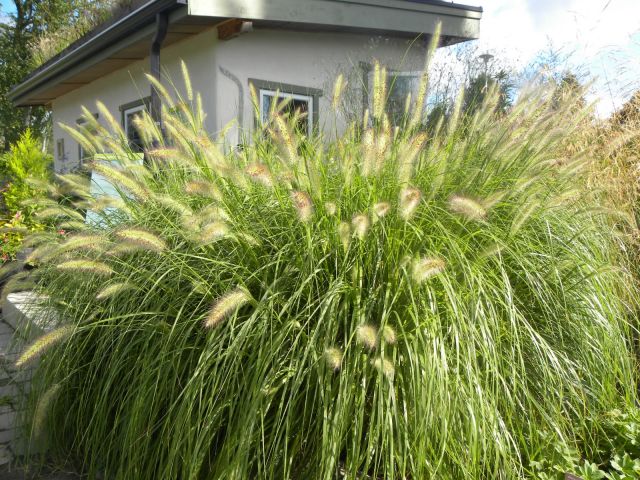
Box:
[190, 0, 481, 39]
[9, 0, 482, 107]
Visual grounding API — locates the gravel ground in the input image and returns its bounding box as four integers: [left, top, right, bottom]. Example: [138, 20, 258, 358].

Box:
[0, 464, 84, 479]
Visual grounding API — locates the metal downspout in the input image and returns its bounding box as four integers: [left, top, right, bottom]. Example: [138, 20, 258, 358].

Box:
[150, 11, 169, 134]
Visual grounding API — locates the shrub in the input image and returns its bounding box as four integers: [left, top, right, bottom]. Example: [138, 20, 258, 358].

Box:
[0, 130, 52, 262]
[16, 65, 639, 480]
[1, 129, 52, 219]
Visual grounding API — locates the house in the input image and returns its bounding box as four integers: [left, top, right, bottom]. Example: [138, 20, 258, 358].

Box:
[9, 0, 482, 173]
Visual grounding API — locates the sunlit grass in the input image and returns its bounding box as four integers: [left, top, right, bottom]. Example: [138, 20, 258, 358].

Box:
[15, 56, 640, 479]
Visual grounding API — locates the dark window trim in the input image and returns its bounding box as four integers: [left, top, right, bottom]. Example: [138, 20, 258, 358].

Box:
[76, 113, 99, 165]
[248, 78, 322, 131]
[56, 138, 66, 165]
[360, 62, 421, 125]
[359, 61, 373, 115]
[119, 97, 150, 152]
[119, 96, 151, 124]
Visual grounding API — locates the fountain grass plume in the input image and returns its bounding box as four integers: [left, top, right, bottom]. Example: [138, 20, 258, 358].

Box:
[115, 228, 167, 253]
[16, 326, 74, 368]
[21, 58, 640, 480]
[205, 287, 252, 328]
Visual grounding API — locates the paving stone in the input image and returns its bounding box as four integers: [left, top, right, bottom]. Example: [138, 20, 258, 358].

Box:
[0, 443, 12, 466]
[0, 407, 17, 431]
[0, 321, 15, 337]
[0, 428, 15, 444]
[3, 293, 55, 337]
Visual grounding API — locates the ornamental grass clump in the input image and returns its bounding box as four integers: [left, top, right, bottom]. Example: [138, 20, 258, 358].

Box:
[17, 59, 639, 479]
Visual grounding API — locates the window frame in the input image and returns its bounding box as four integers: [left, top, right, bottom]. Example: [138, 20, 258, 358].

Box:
[56, 138, 66, 165]
[361, 62, 423, 125]
[76, 113, 99, 167]
[119, 97, 150, 152]
[248, 78, 322, 136]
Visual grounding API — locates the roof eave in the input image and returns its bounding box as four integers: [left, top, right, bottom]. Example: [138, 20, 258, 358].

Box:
[8, 0, 186, 106]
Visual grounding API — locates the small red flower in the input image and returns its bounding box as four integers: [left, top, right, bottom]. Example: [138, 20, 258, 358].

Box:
[57, 229, 66, 236]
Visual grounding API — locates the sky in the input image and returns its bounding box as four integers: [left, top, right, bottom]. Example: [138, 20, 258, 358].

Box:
[466, 0, 640, 116]
[1, 0, 639, 117]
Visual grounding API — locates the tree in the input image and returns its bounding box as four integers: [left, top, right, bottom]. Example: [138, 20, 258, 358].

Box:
[462, 69, 515, 116]
[0, 1, 116, 151]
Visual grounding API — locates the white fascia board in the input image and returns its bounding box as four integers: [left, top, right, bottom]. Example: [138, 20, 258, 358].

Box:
[188, 0, 481, 39]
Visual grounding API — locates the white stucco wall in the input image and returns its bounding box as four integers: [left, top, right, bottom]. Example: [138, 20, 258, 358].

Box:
[52, 27, 219, 173]
[215, 29, 427, 146]
[52, 27, 427, 172]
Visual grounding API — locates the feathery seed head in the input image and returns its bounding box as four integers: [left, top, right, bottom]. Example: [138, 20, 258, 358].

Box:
[372, 62, 387, 120]
[372, 357, 395, 380]
[92, 196, 126, 212]
[412, 257, 446, 284]
[96, 282, 136, 301]
[398, 132, 428, 183]
[185, 180, 223, 201]
[245, 163, 274, 187]
[16, 325, 74, 368]
[362, 129, 375, 176]
[399, 187, 422, 220]
[324, 347, 343, 371]
[325, 202, 337, 216]
[374, 131, 391, 173]
[91, 163, 149, 201]
[59, 234, 108, 254]
[116, 228, 167, 253]
[478, 243, 504, 259]
[145, 147, 181, 160]
[332, 74, 346, 110]
[57, 260, 113, 276]
[36, 206, 84, 222]
[199, 204, 230, 222]
[338, 222, 351, 251]
[291, 191, 313, 222]
[57, 220, 88, 232]
[205, 287, 252, 328]
[32, 384, 62, 439]
[236, 232, 261, 247]
[352, 214, 370, 240]
[448, 195, 487, 221]
[107, 242, 147, 257]
[199, 221, 231, 243]
[382, 325, 396, 345]
[153, 194, 193, 218]
[357, 324, 378, 350]
[373, 202, 391, 220]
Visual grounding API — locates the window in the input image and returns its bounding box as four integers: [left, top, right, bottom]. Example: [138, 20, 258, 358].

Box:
[56, 139, 66, 164]
[76, 113, 99, 166]
[249, 79, 322, 137]
[362, 63, 421, 125]
[386, 72, 421, 125]
[119, 98, 150, 152]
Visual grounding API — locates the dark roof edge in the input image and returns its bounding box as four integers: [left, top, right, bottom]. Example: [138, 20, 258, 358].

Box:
[401, 0, 482, 13]
[8, 0, 186, 105]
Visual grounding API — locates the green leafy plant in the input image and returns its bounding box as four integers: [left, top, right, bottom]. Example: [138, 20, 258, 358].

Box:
[15, 59, 640, 479]
[1, 129, 52, 221]
[0, 129, 52, 262]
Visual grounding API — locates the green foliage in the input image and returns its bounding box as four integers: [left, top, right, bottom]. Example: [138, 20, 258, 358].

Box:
[1, 129, 51, 218]
[18, 65, 639, 479]
[0, 1, 119, 149]
[29, 1, 135, 67]
[463, 70, 515, 115]
[0, 129, 51, 261]
[0, 211, 27, 262]
[529, 409, 640, 480]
